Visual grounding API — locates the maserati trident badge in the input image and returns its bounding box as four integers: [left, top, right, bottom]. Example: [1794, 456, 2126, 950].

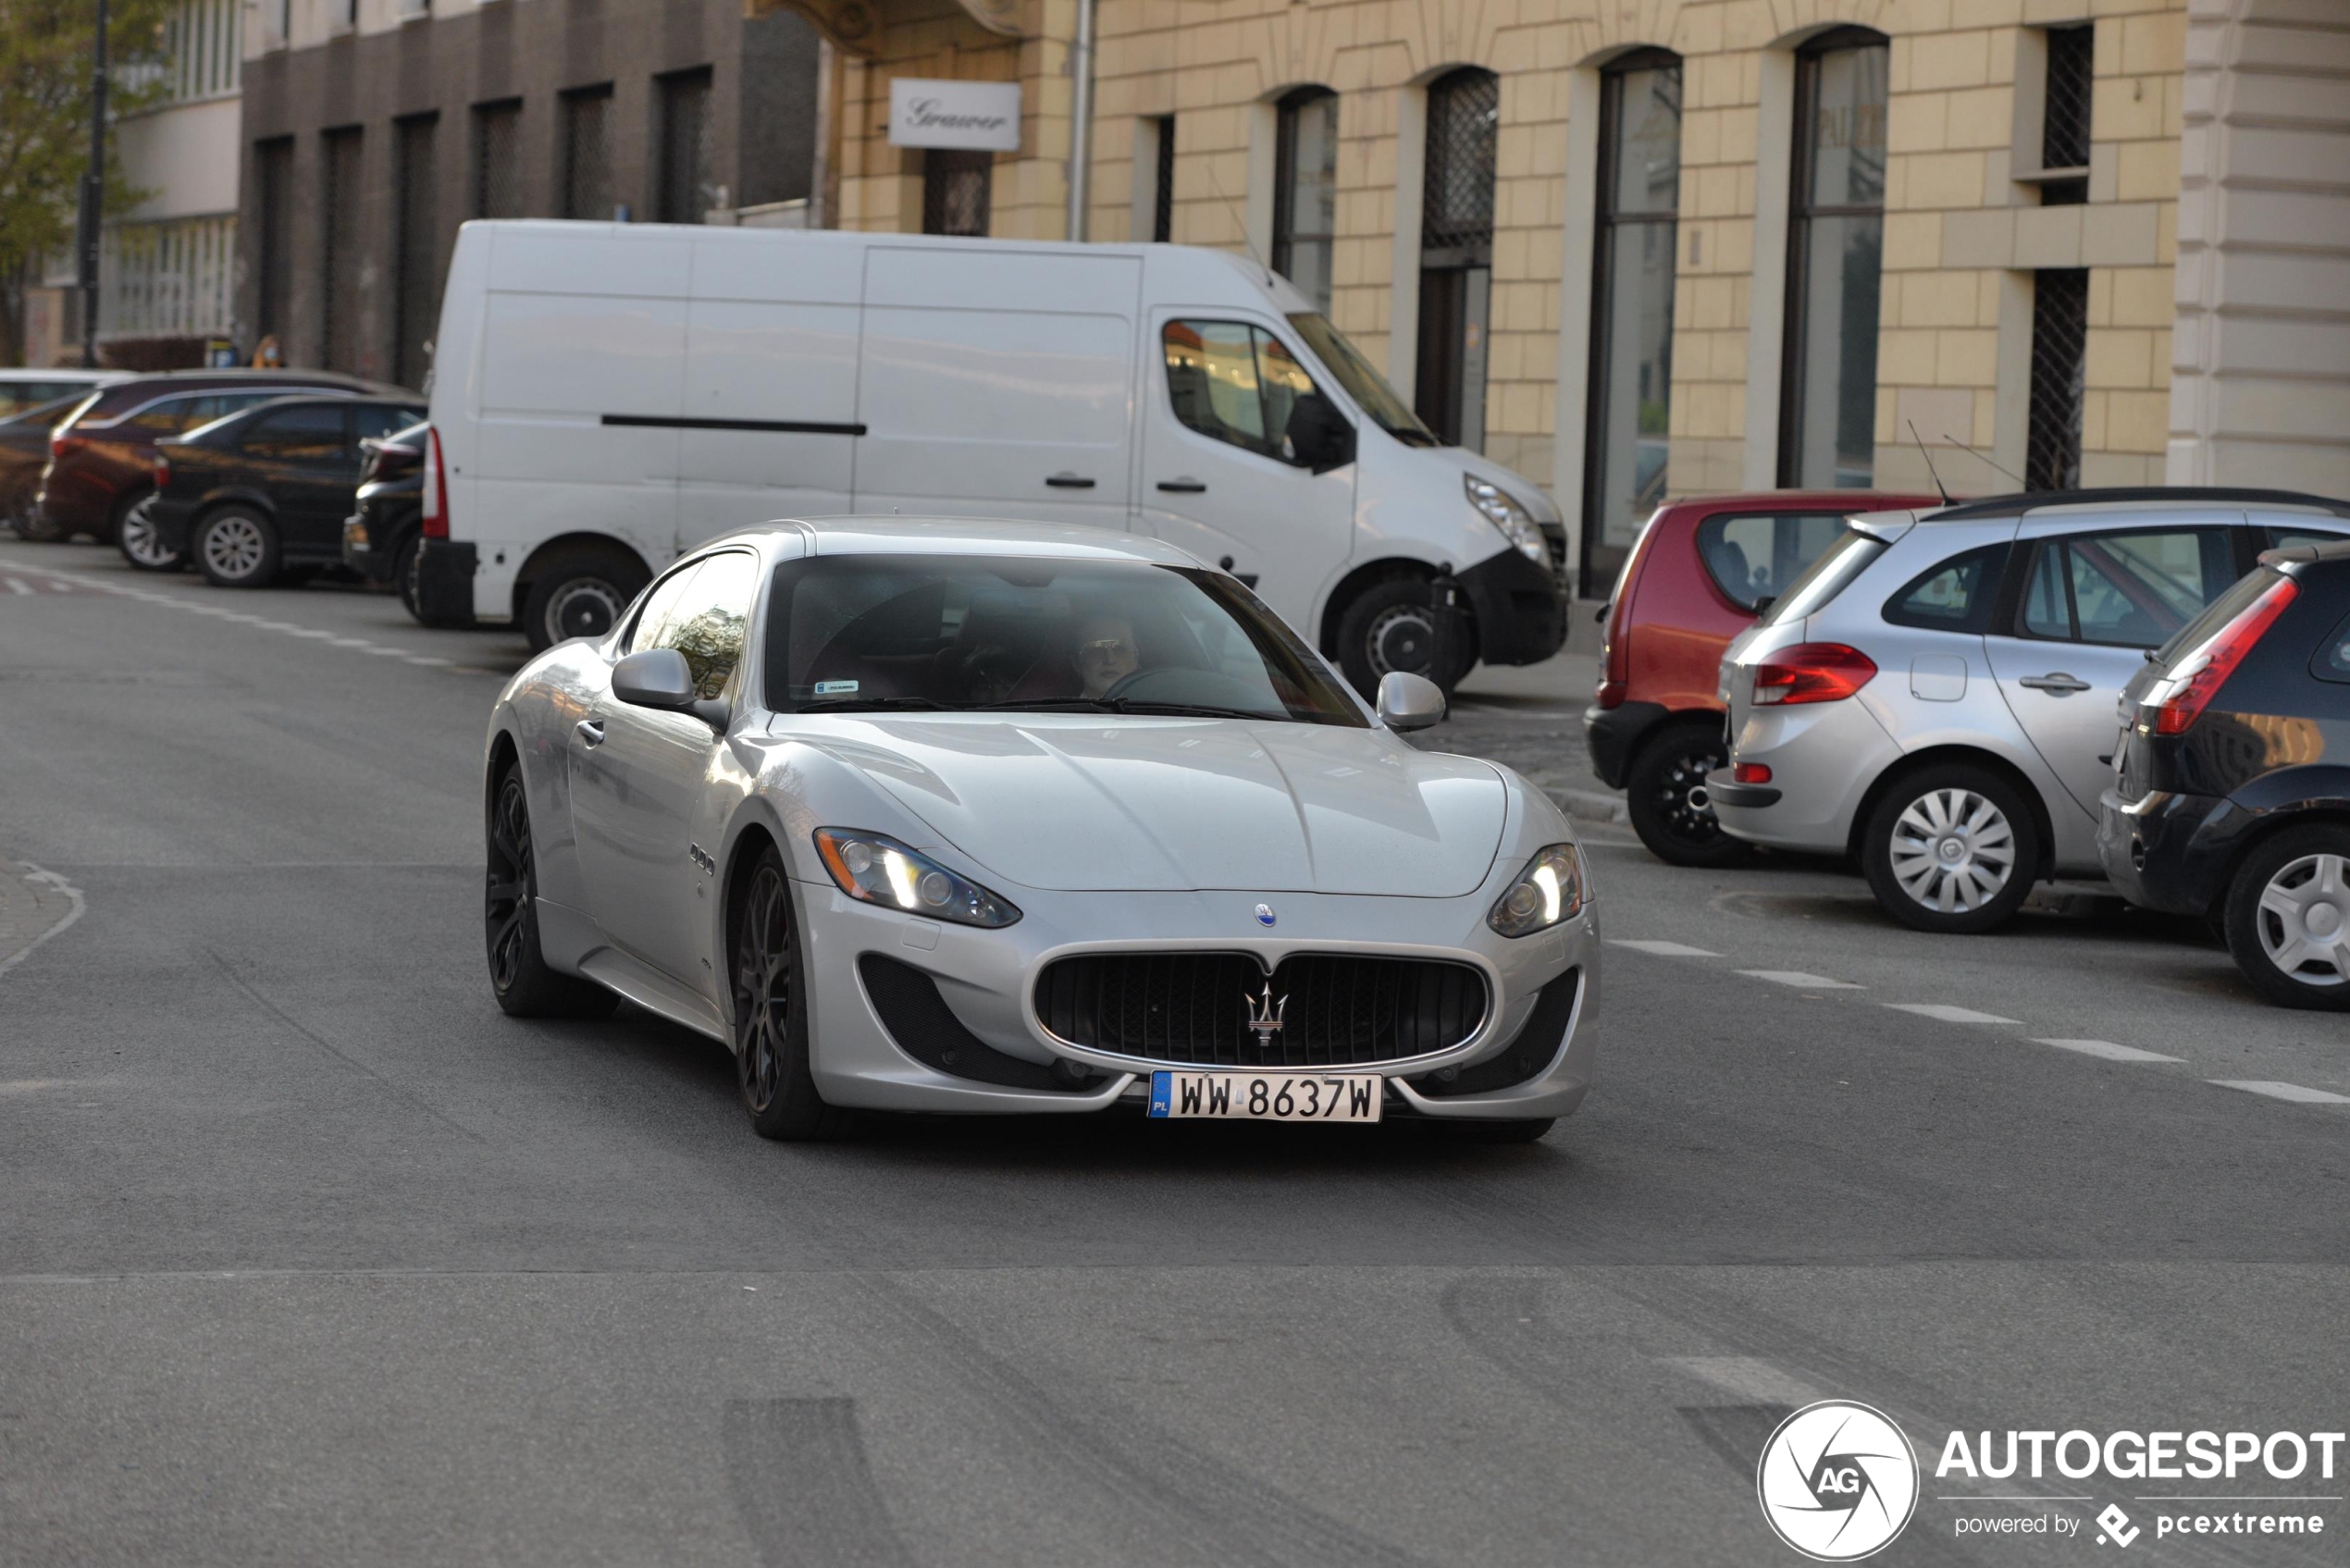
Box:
[1246, 982, 1288, 1047]
[1254, 902, 1276, 927]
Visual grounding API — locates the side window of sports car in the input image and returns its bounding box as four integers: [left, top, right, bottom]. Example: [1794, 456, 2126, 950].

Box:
[637, 550, 759, 700]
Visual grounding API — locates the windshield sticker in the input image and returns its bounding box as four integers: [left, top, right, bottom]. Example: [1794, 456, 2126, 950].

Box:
[813, 680, 860, 696]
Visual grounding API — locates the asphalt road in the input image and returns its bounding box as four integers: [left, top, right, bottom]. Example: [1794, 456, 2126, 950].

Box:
[3, 539, 2345, 1568]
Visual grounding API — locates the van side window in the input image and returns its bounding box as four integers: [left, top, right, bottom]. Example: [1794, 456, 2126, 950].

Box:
[1162, 320, 1325, 468]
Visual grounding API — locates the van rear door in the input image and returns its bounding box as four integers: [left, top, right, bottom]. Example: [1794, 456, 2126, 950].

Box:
[852, 247, 1138, 532]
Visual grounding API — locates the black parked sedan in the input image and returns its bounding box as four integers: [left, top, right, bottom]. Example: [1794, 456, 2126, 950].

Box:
[2101, 539, 2350, 1009]
[134, 395, 426, 583]
[340, 421, 429, 618]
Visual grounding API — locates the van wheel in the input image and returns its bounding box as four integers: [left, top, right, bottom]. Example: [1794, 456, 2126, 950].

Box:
[2222, 824, 2350, 1010]
[521, 549, 649, 651]
[1335, 578, 1474, 700]
[1861, 764, 2038, 933]
[1625, 722, 1749, 868]
[194, 505, 281, 588]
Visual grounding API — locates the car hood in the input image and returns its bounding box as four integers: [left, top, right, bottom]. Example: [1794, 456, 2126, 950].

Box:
[783, 714, 1508, 895]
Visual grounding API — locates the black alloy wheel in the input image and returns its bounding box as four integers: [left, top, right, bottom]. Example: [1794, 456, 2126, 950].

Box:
[731, 848, 849, 1141]
[1624, 725, 1750, 869]
[1334, 578, 1476, 700]
[485, 767, 616, 1018]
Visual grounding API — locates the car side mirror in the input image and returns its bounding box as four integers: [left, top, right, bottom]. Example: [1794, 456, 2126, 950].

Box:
[612, 648, 697, 710]
[1286, 392, 1355, 475]
[1376, 671, 1446, 732]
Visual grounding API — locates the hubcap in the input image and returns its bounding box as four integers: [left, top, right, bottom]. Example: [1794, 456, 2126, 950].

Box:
[1888, 788, 2016, 914]
[2255, 852, 2350, 988]
[484, 775, 534, 993]
[122, 507, 176, 565]
[545, 578, 625, 644]
[733, 867, 792, 1112]
[1654, 748, 1727, 845]
[1365, 604, 1436, 677]
[203, 515, 266, 580]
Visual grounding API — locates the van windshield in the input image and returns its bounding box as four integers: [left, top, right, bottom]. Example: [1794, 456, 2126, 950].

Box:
[1761, 529, 1886, 627]
[1287, 314, 1439, 447]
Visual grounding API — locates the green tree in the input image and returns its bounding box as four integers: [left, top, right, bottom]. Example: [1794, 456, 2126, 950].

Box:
[1, 0, 176, 363]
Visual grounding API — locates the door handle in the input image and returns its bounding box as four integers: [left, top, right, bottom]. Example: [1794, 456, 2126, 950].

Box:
[575, 719, 605, 747]
[1157, 478, 1207, 493]
[1045, 473, 1095, 488]
[2018, 673, 2092, 694]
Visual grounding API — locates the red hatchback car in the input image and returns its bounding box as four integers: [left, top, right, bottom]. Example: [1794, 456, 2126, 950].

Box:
[1585, 491, 1944, 865]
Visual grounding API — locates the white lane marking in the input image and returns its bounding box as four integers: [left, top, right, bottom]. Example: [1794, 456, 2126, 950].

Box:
[2034, 1038, 2183, 1064]
[1610, 939, 1722, 957]
[2210, 1080, 2350, 1105]
[283, 627, 335, 638]
[1662, 1355, 1824, 1404]
[1738, 969, 1863, 990]
[0, 864, 87, 981]
[1885, 1003, 2019, 1025]
[328, 637, 373, 648]
[364, 646, 406, 657]
[5, 577, 30, 595]
[403, 655, 451, 667]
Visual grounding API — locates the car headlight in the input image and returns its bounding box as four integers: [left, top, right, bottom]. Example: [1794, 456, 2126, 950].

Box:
[1465, 474, 1550, 566]
[812, 829, 1021, 928]
[1487, 843, 1585, 937]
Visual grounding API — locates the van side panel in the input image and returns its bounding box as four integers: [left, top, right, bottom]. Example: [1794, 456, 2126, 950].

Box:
[853, 247, 1140, 532]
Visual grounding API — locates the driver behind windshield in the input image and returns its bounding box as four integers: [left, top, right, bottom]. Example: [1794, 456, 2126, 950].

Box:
[1073, 614, 1140, 698]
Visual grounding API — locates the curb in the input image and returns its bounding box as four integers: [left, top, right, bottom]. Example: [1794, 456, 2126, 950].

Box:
[1551, 786, 1626, 824]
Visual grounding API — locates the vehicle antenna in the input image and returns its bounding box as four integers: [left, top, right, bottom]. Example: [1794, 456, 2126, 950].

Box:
[1941, 431, 2027, 489]
[1201, 163, 1277, 290]
[1907, 421, 1952, 506]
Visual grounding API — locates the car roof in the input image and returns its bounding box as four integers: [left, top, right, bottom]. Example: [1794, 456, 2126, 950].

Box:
[708, 516, 1204, 568]
[1924, 486, 2350, 522]
[0, 367, 121, 381]
[1663, 489, 1947, 513]
[2259, 538, 2350, 570]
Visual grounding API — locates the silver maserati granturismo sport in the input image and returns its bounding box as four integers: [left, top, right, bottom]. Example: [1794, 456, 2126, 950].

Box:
[481, 519, 1601, 1141]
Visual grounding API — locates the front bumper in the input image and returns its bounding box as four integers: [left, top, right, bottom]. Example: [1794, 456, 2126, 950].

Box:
[2097, 786, 2233, 916]
[791, 878, 1602, 1121]
[1458, 547, 1568, 668]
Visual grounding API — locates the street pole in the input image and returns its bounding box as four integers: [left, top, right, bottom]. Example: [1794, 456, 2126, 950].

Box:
[78, 0, 109, 368]
[1063, 0, 1095, 241]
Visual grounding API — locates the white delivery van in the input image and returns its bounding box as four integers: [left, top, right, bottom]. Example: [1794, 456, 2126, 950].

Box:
[415, 220, 1567, 692]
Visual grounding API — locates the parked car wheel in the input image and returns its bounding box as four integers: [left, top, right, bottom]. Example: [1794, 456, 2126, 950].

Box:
[1335, 578, 1475, 700]
[1861, 764, 2039, 933]
[14, 500, 68, 542]
[393, 532, 424, 621]
[193, 505, 281, 588]
[485, 766, 620, 1019]
[731, 846, 850, 1142]
[2221, 825, 2350, 1011]
[1625, 722, 1749, 868]
[521, 548, 649, 652]
[118, 497, 186, 572]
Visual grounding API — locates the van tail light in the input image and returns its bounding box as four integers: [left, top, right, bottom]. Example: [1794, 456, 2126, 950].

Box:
[1751, 643, 1877, 707]
[420, 426, 449, 539]
[2151, 578, 2298, 736]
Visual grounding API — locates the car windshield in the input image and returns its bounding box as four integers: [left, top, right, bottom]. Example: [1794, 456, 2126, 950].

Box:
[765, 554, 1368, 727]
[1287, 313, 1439, 447]
[1760, 528, 1886, 626]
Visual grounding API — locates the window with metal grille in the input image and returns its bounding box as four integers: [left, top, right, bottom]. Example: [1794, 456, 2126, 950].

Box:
[321, 127, 364, 374]
[922, 149, 992, 236]
[394, 115, 438, 389]
[2026, 267, 2087, 492]
[2040, 25, 2093, 205]
[1272, 88, 1338, 312]
[254, 137, 293, 343]
[1416, 68, 1499, 450]
[1152, 115, 1174, 242]
[472, 100, 523, 219]
[1779, 27, 1887, 489]
[658, 68, 714, 224]
[1583, 49, 1681, 596]
[562, 85, 614, 220]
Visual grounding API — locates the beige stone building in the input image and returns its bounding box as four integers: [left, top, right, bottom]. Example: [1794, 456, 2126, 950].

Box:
[769, 0, 2350, 594]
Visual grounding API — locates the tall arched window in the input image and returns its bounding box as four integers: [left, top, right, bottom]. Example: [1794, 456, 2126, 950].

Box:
[1416, 68, 1499, 450]
[1583, 48, 1681, 590]
[1780, 27, 1888, 488]
[1272, 88, 1339, 311]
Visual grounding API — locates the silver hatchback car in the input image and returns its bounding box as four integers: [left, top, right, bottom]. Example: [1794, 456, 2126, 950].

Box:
[1707, 488, 2350, 932]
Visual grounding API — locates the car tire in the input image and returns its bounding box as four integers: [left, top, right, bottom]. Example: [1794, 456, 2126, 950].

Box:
[730, 846, 851, 1142]
[118, 498, 186, 572]
[485, 766, 620, 1019]
[1625, 722, 1750, 869]
[193, 505, 282, 588]
[393, 533, 424, 622]
[15, 500, 68, 542]
[520, 549, 649, 652]
[2221, 824, 2350, 1011]
[99, 485, 153, 548]
[1861, 764, 2039, 933]
[1436, 1117, 1556, 1144]
[1334, 577, 1476, 701]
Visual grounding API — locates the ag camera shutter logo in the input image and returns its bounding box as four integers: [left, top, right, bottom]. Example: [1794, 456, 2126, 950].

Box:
[1757, 1401, 1920, 1560]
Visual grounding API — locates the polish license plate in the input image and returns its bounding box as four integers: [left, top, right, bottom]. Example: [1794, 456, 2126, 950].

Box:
[1147, 1070, 1382, 1122]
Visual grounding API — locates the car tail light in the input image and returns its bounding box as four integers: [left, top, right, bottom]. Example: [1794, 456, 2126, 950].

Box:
[1750, 643, 1877, 707]
[49, 432, 86, 461]
[1734, 762, 1773, 784]
[420, 426, 449, 539]
[2150, 578, 2298, 736]
[152, 453, 171, 490]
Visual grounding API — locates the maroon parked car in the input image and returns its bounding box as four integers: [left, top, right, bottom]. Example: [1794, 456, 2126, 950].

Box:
[22, 370, 391, 546]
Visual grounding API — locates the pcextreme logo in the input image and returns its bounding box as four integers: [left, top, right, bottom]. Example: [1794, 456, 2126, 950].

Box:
[1757, 1401, 1922, 1561]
